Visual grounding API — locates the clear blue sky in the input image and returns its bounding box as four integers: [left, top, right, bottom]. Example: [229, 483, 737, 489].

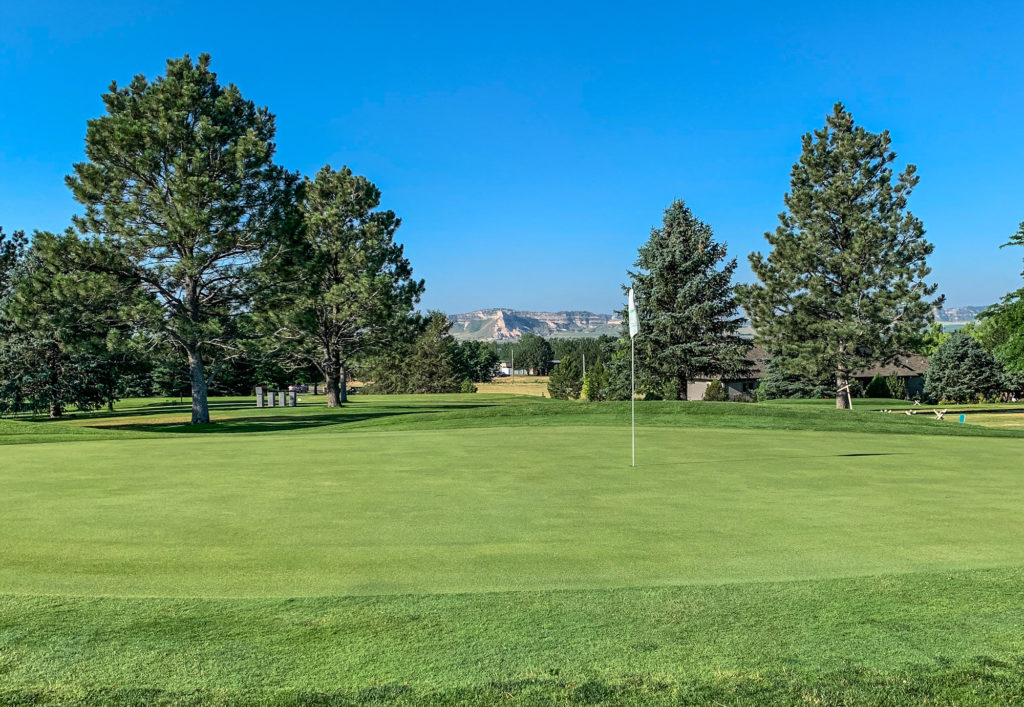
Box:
[2, 0, 1022, 314]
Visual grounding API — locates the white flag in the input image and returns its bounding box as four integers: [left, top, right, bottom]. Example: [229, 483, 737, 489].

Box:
[628, 288, 639, 339]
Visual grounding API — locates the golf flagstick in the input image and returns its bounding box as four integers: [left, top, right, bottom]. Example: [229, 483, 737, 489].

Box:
[628, 287, 639, 467]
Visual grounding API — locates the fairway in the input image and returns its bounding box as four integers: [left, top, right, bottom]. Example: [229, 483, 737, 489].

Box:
[3, 395, 1024, 704]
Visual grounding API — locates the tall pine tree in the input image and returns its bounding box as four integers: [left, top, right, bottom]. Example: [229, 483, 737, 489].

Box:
[67, 54, 296, 423]
[259, 165, 423, 407]
[739, 104, 941, 409]
[620, 200, 748, 400]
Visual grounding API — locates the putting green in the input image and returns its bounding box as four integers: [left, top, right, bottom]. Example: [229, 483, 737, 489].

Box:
[3, 422, 1024, 598]
[5, 396, 1024, 704]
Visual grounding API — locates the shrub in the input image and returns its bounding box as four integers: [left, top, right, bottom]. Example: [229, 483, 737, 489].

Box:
[885, 373, 907, 400]
[581, 358, 609, 401]
[460, 378, 477, 394]
[547, 357, 583, 400]
[924, 331, 1003, 403]
[864, 375, 888, 398]
[703, 379, 728, 401]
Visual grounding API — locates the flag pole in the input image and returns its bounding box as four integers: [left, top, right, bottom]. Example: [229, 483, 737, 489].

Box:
[628, 286, 638, 468]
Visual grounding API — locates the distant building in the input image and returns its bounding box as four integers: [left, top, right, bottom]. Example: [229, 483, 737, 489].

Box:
[686, 346, 769, 401]
[851, 355, 930, 399]
[686, 346, 930, 401]
[497, 361, 529, 377]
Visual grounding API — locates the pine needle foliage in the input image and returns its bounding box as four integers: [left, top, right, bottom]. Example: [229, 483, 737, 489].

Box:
[740, 104, 942, 409]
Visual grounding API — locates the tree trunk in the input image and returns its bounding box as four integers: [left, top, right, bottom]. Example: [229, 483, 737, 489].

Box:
[107, 400, 114, 412]
[340, 364, 348, 403]
[677, 372, 688, 401]
[325, 353, 342, 408]
[188, 346, 211, 424]
[49, 401, 62, 419]
[836, 368, 852, 409]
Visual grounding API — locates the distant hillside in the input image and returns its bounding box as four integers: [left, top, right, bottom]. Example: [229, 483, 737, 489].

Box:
[933, 306, 988, 323]
[448, 305, 988, 341]
[448, 309, 622, 341]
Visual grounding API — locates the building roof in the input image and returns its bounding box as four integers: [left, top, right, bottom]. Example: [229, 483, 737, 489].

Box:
[694, 346, 929, 383]
[691, 345, 769, 382]
[853, 354, 930, 378]
[745, 345, 770, 378]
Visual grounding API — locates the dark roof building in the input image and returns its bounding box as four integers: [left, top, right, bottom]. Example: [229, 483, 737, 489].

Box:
[687, 345, 930, 401]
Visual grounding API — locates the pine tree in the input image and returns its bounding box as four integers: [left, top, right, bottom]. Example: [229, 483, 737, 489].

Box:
[547, 355, 583, 399]
[369, 312, 464, 394]
[739, 104, 942, 409]
[581, 357, 609, 401]
[403, 312, 464, 394]
[67, 54, 296, 423]
[0, 231, 146, 417]
[0, 227, 27, 298]
[619, 200, 748, 400]
[260, 165, 423, 407]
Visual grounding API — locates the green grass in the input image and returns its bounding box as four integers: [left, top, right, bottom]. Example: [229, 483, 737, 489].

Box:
[3, 395, 1024, 704]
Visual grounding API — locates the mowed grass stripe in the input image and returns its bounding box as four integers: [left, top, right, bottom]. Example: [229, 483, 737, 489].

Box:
[2, 426, 1024, 598]
[2, 568, 1024, 704]
[6, 395, 1024, 445]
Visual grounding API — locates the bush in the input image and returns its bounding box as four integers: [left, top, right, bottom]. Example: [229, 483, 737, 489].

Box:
[581, 358, 609, 401]
[864, 375, 888, 398]
[702, 379, 728, 401]
[885, 373, 907, 400]
[460, 378, 477, 394]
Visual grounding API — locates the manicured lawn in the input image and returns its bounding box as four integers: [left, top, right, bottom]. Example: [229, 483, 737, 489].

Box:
[2, 395, 1024, 703]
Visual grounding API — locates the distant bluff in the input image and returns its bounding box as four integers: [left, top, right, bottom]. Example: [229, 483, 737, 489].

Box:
[448, 309, 623, 341]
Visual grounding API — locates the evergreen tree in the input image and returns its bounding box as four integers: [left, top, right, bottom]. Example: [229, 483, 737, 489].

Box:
[547, 355, 583, 399]
[702, 379, 728, 401]
[403, 312, 464, 394]
[924, 331, 1003, 403]
[581, 356, 610, 401]
[739, 104, 942, 409]
[0, 227, 27, 298]
[619, 200, 748, 400]
[0, 231, 146, 417]
[67, 54, 296, 423]
[368, 312, 465, 394]
[260, 165, 423, 407]
[755, 357, 833, 401]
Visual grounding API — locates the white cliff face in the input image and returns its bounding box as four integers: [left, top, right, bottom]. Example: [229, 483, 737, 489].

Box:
[448, 309, 623, 340]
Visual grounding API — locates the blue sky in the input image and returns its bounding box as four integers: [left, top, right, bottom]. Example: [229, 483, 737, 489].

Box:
[2, 1, 1022, 314]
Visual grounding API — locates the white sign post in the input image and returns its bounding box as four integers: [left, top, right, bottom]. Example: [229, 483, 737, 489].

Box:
[628, 288, 639, 467]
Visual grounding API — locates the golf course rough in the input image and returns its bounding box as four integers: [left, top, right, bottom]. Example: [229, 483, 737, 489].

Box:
[2, 394, 1024, 704]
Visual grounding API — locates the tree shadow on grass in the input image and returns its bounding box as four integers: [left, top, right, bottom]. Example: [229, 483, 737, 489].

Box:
[74, 400, 502, 434]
